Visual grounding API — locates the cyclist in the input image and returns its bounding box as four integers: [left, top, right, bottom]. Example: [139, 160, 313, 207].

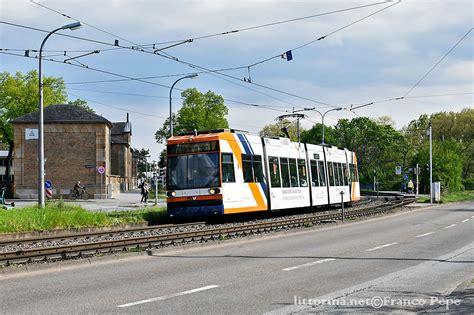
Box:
[73, 181, 84, 196]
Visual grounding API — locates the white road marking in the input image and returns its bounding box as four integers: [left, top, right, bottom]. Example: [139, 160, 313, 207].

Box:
[416, 232, 435, 238]
[444, 224, 456, 229]
[365, 242, 398, 252]
[117, 285, 220, 308]
[282, 258, 336, 271]
[461, 219, 470, 223]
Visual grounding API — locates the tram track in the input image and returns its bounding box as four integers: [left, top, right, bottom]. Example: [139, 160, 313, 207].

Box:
[0, 198, 414, 266]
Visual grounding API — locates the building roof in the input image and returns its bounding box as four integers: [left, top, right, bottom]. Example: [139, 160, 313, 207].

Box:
[111, 135, 129, 144]
[11, 104, 112, 127]
[111, 122, 132, 135]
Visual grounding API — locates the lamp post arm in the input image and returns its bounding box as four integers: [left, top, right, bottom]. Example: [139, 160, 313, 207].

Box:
[38, 26, 63, 209]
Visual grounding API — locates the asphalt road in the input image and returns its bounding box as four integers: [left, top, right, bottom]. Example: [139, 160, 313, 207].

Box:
[1, 202, 472, 314]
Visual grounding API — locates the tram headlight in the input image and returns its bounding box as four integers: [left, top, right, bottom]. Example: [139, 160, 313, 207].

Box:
[167, 191, 176, 198]
[208, 188, 221, 195]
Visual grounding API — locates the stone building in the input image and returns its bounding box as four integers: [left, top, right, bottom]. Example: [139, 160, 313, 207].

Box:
[12, 104, 137, 199]
[110, 114, 135, 191]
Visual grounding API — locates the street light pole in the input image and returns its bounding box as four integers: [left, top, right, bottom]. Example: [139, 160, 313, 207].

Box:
[169, 74, 198, 137]
[429, 120, 433, 204]
[38, 22, 81, 208]
[310, 107, 343, 144]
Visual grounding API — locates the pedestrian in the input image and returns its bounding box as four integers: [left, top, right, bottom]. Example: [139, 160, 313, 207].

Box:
[407, 179, 414, 194]
[142, 182, 149, 204]
[140, 181, 146, 203]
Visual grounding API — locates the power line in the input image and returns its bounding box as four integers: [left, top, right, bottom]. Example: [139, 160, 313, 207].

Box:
[403, 27, 473, 97]
[0, 50, 292, 113]
[66, 87, 289, 112]
[246, 1, 401, 69]
[0, 20, 331, 109]
[68, 92, 166, 119]
[29, 1, 391, 51]
[405, 92, 474, 99]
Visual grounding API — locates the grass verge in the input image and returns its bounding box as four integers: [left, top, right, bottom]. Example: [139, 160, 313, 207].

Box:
[417, 190, 474, 203]
[0, 200, 167, 233]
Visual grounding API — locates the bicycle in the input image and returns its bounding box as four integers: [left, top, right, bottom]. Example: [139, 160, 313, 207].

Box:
[70, 187, 89, 200]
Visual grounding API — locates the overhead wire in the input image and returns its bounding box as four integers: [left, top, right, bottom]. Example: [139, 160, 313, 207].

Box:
[67, 92, 167, 119]
[0, 50, 292, 114]
[403, 27, 473, 97]
[66, 87, 289, 112]
[25, 1, 351, 108]
[246, 1, 401, 69]
[0, 20, 328, 109]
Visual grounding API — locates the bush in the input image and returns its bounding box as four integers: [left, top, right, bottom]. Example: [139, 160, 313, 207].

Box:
[462, 178, 474, 190]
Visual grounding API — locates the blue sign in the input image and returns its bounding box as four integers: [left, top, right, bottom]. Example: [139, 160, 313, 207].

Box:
[45, 180, 52, 189]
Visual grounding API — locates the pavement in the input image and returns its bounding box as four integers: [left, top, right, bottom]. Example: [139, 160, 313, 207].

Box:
[0, 201, 472, 313]
[9, 189, 166, 212]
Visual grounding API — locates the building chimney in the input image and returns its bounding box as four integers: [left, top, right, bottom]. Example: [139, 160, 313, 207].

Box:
[126, 113, 129, 122]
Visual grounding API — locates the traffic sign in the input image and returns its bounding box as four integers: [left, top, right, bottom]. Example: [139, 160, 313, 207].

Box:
[45, 180, 52, 189]
[45, 188, 53, 199]
[97, 166, 105, 174]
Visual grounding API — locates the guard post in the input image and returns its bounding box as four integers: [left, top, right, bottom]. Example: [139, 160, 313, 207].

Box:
[340, 191, 345, 222]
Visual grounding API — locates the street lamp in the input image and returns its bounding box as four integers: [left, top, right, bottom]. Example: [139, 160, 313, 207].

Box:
[311, 107, 343, 144]
[427, 120, 433, 203]
[38, 21, 82, 208]
[169, 73, 198, 137]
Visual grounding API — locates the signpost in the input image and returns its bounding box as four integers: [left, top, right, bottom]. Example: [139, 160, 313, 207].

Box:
[45, 180, 53, 199]
[395, 166, 402, 175]
[97, 166, 105, 198]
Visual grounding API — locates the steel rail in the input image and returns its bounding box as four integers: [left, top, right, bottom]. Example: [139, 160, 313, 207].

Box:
[0, 199, 413, 266]
[0, 221, 206, 246]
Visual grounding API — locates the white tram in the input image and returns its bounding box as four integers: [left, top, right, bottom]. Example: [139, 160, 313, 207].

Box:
[166, 129, 360, 217]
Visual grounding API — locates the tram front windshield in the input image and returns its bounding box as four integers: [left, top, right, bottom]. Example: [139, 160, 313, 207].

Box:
[167, 153, 220, 190]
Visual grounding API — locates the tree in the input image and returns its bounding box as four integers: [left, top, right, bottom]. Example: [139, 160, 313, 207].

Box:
[132, 147, 150, 176]
[0, 70, 67, 178]
[259, 119, 304, 141]
[155, 88, 229, 143]
[413, 140, 464, 193]
[332, 117, 407, 190]
[300, 123, 336, 145]
[68, 98, 95, 113]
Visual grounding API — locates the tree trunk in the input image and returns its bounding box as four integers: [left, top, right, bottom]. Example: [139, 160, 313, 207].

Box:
[5, 139, 13, 179]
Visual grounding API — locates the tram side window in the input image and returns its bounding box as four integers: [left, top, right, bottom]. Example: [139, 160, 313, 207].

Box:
[338, 163, 344, 186]
[253, 155, 265, 183]
[242, 154, 254, 183]
[354, 164, 359, 182]
[280, 158, 290, 187]
[328, 162, 335, 186]
[310, 160, 319, 187]
[298, 159, 308, 187]
[318, 161, 326, 186]
[334, 163, 340, 186]
[242, 154, 264, 183]
[343, 163, 349, 184]
[289, 158, 298, 187]
[222, 153, 235, 183]
[269, 156, 281, 188]
[340, 163, 346, 186]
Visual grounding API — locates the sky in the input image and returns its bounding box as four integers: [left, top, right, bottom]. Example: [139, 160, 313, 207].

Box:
[0, 0, 472, 161]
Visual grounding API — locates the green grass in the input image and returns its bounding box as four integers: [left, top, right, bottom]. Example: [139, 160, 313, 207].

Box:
[417, 190, 474, 203]
[0, 200, 167, 233]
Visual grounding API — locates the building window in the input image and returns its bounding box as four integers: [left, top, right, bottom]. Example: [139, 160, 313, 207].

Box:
[269, 156, 281, 188]
[298, 159, 308, 187]
[242, 154, 264, 183]
[222, 153, 235, 183]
